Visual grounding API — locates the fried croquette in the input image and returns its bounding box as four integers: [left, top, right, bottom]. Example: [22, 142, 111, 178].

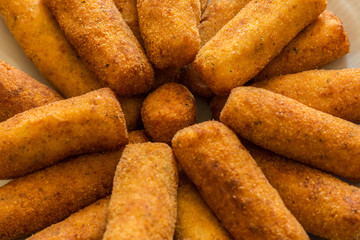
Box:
[0, 60, 62, 122]
[0, 88, 127, 179]
[194, 0, 327, 95]
[0, 0, 102, 98]
[153, 67, 181, 90]
[137, 0, 201, 69]
[220, 87, 360, 181]
[118, 96, 145, 131]
[172, 121, 308, 240]
[141, 83, 196, 144]
[254, 10, 350, 81]
[103, 143, 178, 240]
[45, 0, 154, 97]
[210, 95, 228, 121]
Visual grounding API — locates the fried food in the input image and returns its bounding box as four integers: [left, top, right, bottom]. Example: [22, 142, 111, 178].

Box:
[137, 0, 201, 69]
[194, 0, 327, 96]
[245, 142, 360, 240]
[254, 10, 350, 81]
[46, 0, 154, 97]
[0, 60, 62, 122]
[0, 0, 102, 98]
[220, 86, 360, 181]
[103, 143, 178, 240]
[252, 69, 360, 123]
[141, 83, 196, 144]
[0, 88, 128, 179]
[172, 121, 308, 240]
[118, 96, 145, 131]
[175, 172, 232, 240]
[200, 0, 208, 14]
[153, 67, 181, 90]
[127, 129, 150, 143]
[210, 96, 228, 121]
[0, 130, 147, 240]
[28, 197, 110, 240]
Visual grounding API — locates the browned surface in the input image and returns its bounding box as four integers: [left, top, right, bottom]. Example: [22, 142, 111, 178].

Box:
[172, 121, 308, 240]
[253, 69, 360, 123]
[103, 143, 178, 240]
[0, 88, 128, 179]
[181, 64, 214, 98]
[220, 87, 360, 181]
[194, 0, 326, 95]
[200, 0, 208, 14]
[46, 0, 154, 97]
[141, 83, 196, 144]
[153, 67, 181, 90]
[127, 130, 150, 144]
[175, 172, 232, 240]
[245, 142, 360, 240]
[118, 96, 145, 131]
[0, 60, 62, 122]
[210, 95, 228, 121]
[0, 0, 102, 98]
[138, 0, 200, 69]
[254, 10, 350, 81]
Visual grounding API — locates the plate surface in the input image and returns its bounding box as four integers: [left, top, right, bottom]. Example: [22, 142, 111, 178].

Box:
[0, 0, 359, 239]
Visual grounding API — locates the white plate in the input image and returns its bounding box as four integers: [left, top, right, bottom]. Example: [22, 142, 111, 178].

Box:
[0, 0, 359, 239]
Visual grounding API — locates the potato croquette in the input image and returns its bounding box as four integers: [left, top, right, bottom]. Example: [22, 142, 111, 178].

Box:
[46, 0, 154, 97]
[103, 143, 178, 240]
[220, 87, 360, 181]
[0, 0, 102, 98]
[28, 197, 110, 240]
[0, 60, 62, 122]
[153, 67, 181, 90]
[0, 88, 127, 179]
[118, 96, 145, 131]
[141, 83, 196, 144]
[194, 0, 327, 96]
[254, 10, 350, 81]
[172, 121, 308, 240]
[175, 172, 232, 240]
[200, 0, 208, 14]
[252, 69, 360, 123]
[245, 142, 360, 240]
[0, 130, 147, 240]
[210, 96, 228, 121]
[137, 0, 201, 69]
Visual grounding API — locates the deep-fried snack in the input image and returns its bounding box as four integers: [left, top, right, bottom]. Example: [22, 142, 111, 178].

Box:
[118, 96, 145, 131]
[46, 0, 154, 97]
[127, 129, 150, 144]
[172, 121, 308, 240]
[0, 130, 146, 240]
[245, 142, 360, 240]
[200, 0, 208, 14]
[103, 143, 178, 240]
[254, 10, 350, 81]
[141, 83, 196, 144]
[0, 88, 127, 179]
[153, 67, 181, 90]
[194, 0, 327, 95]
[0, 60, 62, 122]
[137, 0, 201, 69]
[220, 87, 360, 181]
[252, 69, 360, 123]
[27, 197, 110, 240]
[210, 96, 228, 121]
[175, 172, 232, 240]
[0, 0, 102, 98]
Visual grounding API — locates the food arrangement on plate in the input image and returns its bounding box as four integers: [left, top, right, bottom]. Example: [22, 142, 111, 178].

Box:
[0, 0, 359, 239]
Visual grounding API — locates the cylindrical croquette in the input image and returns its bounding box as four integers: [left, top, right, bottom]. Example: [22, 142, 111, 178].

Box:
[0, 88, 128, 179]
[0, 130, 147, 240]
[254, 10, 350, 81]
[103, 143, 178, 240]
[46, 0, 154, 97]
[210, 95, 228, 121]
[153, 67, 181, 90]
[27, 197, 110, 240]
[175, 172, 232, 240]
[0, 60, 62, 122]
[137, 0, 201, 69]
[0, 0, 102, 98]
[141, 83, 197, 144]
[220, 86, 360, 181]
[118, 96, 145, 131]
[194, 0, 327, 95]
[172, 121, 308, 240]
[244, 142, 360, 240]
[252, 69, 360, 123]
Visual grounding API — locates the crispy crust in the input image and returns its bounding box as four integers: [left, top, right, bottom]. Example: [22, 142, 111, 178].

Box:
[103, 143, 178, 240]
[0, 0, 102, 98]
[194, 0, 327, 95]
[220, 87, 360, 181]
[210, 95, 228, 121]
[141, 83, 196, 144]
[0, 88, 127, 179]
[172, 121, 308, 240]
[45, 0, 154, 96]
[118, 96, 145, 131]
